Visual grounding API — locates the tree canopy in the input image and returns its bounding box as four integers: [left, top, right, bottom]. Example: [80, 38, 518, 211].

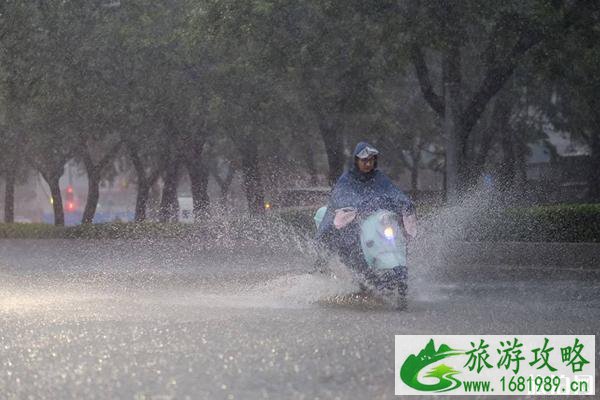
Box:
[0, 0, 598, 224]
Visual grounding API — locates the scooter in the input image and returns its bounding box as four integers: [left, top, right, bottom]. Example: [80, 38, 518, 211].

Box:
[314, 206, 410, 309]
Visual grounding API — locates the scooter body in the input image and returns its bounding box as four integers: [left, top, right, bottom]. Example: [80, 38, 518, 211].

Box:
[314, 206, 408, 308]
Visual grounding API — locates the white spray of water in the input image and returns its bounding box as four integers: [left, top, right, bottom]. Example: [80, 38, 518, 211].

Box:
[0, 188, 508, 315]
[407, 188, 500, 303]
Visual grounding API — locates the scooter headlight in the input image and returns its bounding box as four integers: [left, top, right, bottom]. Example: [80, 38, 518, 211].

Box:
[383, 226, 395, 240]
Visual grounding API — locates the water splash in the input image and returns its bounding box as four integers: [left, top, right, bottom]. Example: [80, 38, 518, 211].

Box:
[0, 189, 513, 318]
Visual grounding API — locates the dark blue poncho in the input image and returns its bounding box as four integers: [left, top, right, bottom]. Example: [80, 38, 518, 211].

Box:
[316, 142, 415, 242]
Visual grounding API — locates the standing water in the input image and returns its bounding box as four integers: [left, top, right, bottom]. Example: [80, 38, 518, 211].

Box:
[0, 204, 599, 399]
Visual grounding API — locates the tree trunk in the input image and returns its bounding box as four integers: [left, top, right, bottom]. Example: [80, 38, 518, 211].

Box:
[444, 106, 460, 202]
[442, 41, 463, 202]
[79, 142, 121, 224]
[82, 171, 100, 224]
[410, 165, 419, 192]
[499, 128, 516, 189]
[588, 131, 600, 202]
[134, 181, 150, 222]
[128, 142, 150, 222]
[442, 155, 448, 202]
[409, 141, 422, 192]
[127, 141, 160, 222]
[181, 134, 209, 221]
[514, 136, 528, 192]
[585, 103, 600, 201]
[302, 145, 319, 186]
[471, 90, 513, 189]
[187, 165, 210, 221]
[211, 166, 235, 206]
[219, 168, 235, 205]
[159, 158, 180, 223]
[319, 118, 345, 186]
[46, 175, 64, 226]
[470, 122, 496, 188]
[239, 140, 264, 214]
[4, 167, 16, 223]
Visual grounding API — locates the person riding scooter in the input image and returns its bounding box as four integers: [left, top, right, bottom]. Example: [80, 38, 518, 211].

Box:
[315, 141, 417, 300]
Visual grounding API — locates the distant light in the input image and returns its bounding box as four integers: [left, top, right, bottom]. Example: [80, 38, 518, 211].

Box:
[67, 186, 73, 194]
[384, 227, 394, 240]
[264, 202, 271, 210]
[67, 202, 75, 211]
[50, 197, 54, 205]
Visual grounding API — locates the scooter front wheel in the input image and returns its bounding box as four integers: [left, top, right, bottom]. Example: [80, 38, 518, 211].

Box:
[366, 266, 408, 310]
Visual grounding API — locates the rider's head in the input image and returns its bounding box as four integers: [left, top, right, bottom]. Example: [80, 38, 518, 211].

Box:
[353, 142, 379, 174]
[357, 156, 376, 173]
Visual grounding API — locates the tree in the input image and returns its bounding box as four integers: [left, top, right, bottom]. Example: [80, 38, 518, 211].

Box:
[106, 0, 211, 221]
[60, 2, 125, 224]
[0, 1, 39, 222]
[369, 72, 441, 192]
[124, 134, 162, 222]
[19, 1, 84, 226]
[190, 0, 289, 213]
[286, 0, 391, 184]
[405, 0, 583, 201]
[531, 3, 600, 201]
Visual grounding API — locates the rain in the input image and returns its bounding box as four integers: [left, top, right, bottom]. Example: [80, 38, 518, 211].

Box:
[0, 1, 599, 399]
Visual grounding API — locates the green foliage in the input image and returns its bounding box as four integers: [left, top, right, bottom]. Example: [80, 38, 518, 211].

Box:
[0, 0, 598, 223]
[468, 204, 600, 242]
[0, 214, 313, 240]
[1, 203, 599, 243]
[275, 203, 600, 243]
[0, 222, 192, 239]
[0, 223, 67, 239]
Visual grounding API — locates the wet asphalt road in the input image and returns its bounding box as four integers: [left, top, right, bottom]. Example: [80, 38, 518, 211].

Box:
[0, 239, 598, 399]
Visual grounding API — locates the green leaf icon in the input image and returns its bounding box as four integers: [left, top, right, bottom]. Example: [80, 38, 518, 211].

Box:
[400, 339, 464, 392]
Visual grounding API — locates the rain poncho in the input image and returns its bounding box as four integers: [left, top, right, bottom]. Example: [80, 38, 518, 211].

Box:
[316, 141, 415, 245]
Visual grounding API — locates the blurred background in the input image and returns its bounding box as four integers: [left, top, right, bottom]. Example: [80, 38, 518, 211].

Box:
[0, 0, 598, 227]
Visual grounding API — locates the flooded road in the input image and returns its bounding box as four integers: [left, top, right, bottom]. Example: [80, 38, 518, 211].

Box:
[0, 239, 598, 399]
